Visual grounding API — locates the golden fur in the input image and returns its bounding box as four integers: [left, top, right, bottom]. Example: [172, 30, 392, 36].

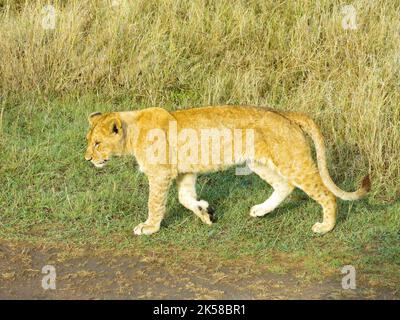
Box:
[85, 106, 370, 235]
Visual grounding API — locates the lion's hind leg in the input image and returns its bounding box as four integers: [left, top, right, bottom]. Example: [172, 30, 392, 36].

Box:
[177, 173, 215, 225]
[248, 161, 294, 217]
[292, 163, 337, 234]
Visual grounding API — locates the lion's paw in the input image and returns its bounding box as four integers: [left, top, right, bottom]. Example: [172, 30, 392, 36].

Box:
[197, 200, 215, 225]
[312, 222, 334, 234]
[133, 222, 160, 236]
[249, 204, 270, 217]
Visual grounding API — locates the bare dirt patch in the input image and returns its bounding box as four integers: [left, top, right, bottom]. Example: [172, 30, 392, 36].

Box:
[0, 240, 397, 300]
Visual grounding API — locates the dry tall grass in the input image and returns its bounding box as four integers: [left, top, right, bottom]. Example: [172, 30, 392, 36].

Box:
[0, 0, 399, 200]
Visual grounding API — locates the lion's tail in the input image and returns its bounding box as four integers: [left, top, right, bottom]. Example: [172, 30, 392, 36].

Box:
[284, 112, 370, 201]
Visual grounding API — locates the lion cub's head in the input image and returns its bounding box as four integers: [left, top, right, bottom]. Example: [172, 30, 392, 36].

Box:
[85, 112, 124, 168]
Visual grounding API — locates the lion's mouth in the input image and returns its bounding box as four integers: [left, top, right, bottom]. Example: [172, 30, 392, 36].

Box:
[93, 159, 109, 168]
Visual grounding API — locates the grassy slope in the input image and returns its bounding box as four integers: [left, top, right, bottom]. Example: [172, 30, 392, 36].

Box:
[0, 99, 399, 288]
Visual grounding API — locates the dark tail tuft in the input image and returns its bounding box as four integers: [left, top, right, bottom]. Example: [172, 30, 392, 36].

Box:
[361, 175, 371, 192]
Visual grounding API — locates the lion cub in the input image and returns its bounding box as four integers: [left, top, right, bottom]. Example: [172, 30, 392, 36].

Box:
[85, 106, 370, 235]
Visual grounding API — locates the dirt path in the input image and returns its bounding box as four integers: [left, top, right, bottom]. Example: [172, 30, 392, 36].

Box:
[0, 240, 397, 300]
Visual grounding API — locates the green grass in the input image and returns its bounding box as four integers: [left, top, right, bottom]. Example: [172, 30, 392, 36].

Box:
[0, 98, 399, 288]
[1, 0, 400, 200]
[0, 0, 399, 290]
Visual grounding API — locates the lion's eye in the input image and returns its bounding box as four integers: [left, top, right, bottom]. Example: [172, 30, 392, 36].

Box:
[94, 141, 100, 147]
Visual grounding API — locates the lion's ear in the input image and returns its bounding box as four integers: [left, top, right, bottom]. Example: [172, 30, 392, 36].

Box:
[108, 117, 122, 135]
[88, 112, 102, 126]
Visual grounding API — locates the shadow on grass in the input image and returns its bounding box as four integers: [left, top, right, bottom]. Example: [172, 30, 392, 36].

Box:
[161, 167, 399, 229]
[161, 170, 309, 227]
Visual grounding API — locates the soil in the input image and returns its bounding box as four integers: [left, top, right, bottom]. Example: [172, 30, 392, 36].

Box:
[0, 240, 397, 300]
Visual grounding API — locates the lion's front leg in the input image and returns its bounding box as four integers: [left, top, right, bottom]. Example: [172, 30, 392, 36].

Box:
[134, 174, 172, 236]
